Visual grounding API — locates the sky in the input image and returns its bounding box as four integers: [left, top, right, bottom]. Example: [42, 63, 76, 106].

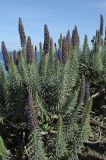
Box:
[0, 0, 106, 51]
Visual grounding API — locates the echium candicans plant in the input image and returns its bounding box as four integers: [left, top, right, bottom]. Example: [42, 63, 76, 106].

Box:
[39, 42, 43, 55]
[61, 31, 71, 62]
[83, 35, 89, 54]
[91, 14, 104, 47]
[57, 47, 63, 61]
[49, 38, 53, 55]
[91, 30, 100, 54]
[62, 36, 68, 61]
[72, 25, 79, 48]
[39, 42, 43, 61]
[93, 31, 103, 71]
[35, 45, 37, 59]
[84, 81, 90, 105]
[58, 33, 63, 49]
[79, 75, 86, 104]
[57, 34, 63, 61]
[13, 50, 19, 65]
[24, 91, 47, 160]
[100, 14, 104, 36]
[90, 16, 104, 73]
[93, 15, 104, 51]
[26, 36, 35, 64]
[18, 17, 26, 54]
[66, 30, 71, 53]
[81, 34, 90, 66]
[43, 24, 50, 54]
[102, 27, 106, 47]
[79, 75, 90, 105]
[1, 41, 10, 71]
[24, 91, 38, 130]
[54, 42, 58, 57]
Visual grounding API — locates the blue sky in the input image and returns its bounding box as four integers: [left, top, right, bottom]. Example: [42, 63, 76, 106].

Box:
[0, 0, 106, 51]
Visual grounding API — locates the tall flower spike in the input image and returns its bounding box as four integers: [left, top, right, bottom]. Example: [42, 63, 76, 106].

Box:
[83, 35, 88, 49]
[39, 42, 43, 62]
[95, 30, 100, 52]
[57, 48, 62, 61]
[66, 30, 71, 54]
[26, 36, 35, 64]
[72, 25, 79, 47]
[79, 75, 86, 104]
[83, 35, 89, 56]
[62, 37, 68, 61]
[24, 91, 37, 130]
[104, 27, 106, 45]
[100, 14, 104, 36]
[18, 17, 26, 54]
[58, 33, 63, 49]
[1, 41, 10, 71]
[54, 42, 58, 56]
[13, 50, 18, 65]
[84, 81, 90, 105]
[43, 24, 50, 54]
[97, 30, 100, 45]
[50, 38, 53, 55]
[17, 50, 21, 62]
[35, 45, 37, 59]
